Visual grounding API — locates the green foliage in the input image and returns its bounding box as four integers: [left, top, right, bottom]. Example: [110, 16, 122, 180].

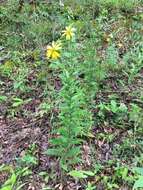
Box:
[133, 177, 143, 189]
[17, 144, 38, 167]
[93, 0, 140, 11]
[0, 165, 30, 190]
[98, 100, 128, 120]
[0, 165, 16, 190]
[133, 168, 143, 189]
[123, 45, 143, 82]
[12, 64, 29, 92]
[46, 41, 93, 170]
[69, 170, 94, 179]
[129, 104, 143, 127]
[0, 0, 143, 189]
[81, 40, 106, 97]
[0, 95, 7, 103]
[36, 102, 52, 117]
[106, 44, 118, 66]
[86, 182, 96, 190]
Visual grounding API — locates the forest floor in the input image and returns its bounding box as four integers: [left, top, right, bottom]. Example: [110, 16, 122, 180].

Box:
[0, 1, 143, 190]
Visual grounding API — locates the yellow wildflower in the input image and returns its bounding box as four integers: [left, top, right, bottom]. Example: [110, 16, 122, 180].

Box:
[46, 41, 62, 60]
[62, 25, 76, 40]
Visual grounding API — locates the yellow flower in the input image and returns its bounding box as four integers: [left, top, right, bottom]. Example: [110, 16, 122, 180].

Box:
[46, 41, 62, 60]
[62, 25, 76, 40]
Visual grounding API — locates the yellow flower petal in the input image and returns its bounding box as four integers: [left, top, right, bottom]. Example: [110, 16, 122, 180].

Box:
[62, 25, 75, 40]
[52, 41, 62, 50]
[46, 49, 52, 58]
[46, 41, 62, 60]
[52, 51, 60, 59]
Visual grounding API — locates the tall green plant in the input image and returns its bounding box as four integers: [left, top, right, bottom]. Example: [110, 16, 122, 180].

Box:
[46, 41, 93, 171]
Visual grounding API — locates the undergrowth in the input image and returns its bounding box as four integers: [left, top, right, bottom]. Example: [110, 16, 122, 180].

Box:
[0, 0, 143, 189]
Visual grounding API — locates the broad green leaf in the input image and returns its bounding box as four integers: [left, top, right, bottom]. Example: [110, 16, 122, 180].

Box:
[119, 103, 128, 112]
[69, 170, 95, 179]
[3, 172, 16, 187]
[1, 185, 12, 190]
[68, 170, 87, 179]
[133, 167, 143, 175]
[39, 171, 48, 176]
[122, 167, 128, 179]
[0, 95, 7, 102]
[82, 171, 95, 176]
[21, 155, 37, 165]
[133, 176, 143, 189]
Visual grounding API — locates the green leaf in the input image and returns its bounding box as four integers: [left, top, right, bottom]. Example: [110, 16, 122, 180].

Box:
[119, 103, 128, 112]
[2, 173, 16, 188]
[21, 155, 37, 165]
[45, 148, 62, 156]
[68, 170, 95, 179]
[122, 167, 128, 179]
[133, 176, 143, 189]
[65, 147, 81, 157]
[133, 167, 143, 176]
[0, 165, 17, 188]
[60, 162, 68, 171]
[1, 171, 17, 190]
[16, 183, 27, 190]
[42, 187, 52, 190]
[39, 171, 47, 176]
[0, 95, 7, 102]
[12, 98, 24, 107]
[1, 185, 12, 190]
[110, 100, 118, 113]
[69, 170, 87, 179]
[19, 167, 32, 176]
[82, 171, 95, 176]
